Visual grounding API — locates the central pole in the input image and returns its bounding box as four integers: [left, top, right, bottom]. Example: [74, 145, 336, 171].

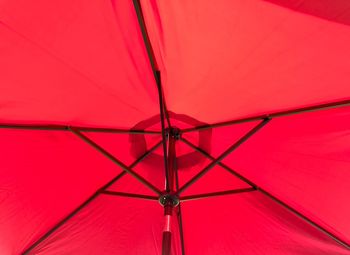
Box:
[161, 128, 180, 255]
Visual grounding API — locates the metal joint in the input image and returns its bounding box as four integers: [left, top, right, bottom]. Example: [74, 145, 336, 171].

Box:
[159, 193, 180, 207]
[165, 127, 181, 140]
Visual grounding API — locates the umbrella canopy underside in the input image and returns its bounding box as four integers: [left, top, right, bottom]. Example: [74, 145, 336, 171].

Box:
[0, 0, 350, 254]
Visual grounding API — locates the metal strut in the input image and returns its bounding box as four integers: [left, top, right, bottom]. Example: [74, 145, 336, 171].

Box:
[22, 139, 163, 254]
[132, 0, 171, 193]
[180, 135, 350, 251]
[159, 128, 180, 255]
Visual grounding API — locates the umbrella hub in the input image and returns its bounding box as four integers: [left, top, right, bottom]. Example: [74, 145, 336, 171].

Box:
[130, 113, 212, 169]
[159, 192, 180, 207]
[165, 126, 181, 140]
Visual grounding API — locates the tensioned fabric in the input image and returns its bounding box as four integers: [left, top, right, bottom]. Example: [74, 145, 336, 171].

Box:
[0, 0, 159, 128]
[141, 0, 350, 123]
[0, 0, 350, 254]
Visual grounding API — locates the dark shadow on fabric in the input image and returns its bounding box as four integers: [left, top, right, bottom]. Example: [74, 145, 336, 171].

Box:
[264, 0, 350, 26]
[130, 113, 212, 170]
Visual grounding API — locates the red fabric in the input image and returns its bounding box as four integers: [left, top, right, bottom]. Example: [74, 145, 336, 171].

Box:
[28, 196, 181, 255]
[0, 0, 350, 254]
[141, 0, 350, 123]
[224, 106, 350, 245]
[182, 192, 349, 255]
[0, 129, 123, 254]
[0, 0, 158, 128]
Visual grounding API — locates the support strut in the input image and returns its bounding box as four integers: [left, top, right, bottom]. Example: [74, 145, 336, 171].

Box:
[159, 127, 180, 255]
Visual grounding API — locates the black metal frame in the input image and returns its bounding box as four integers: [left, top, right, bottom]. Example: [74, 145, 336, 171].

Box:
[176, 118, 270, 195]
[162, 128, 178, 255]
[101, 191, 158, 201]
[180, 135, 350, 250]
[132, 0, 171, 193]
[19, 109, 350, 253]
[182, 99, 350, 133]
[70, 127, 162, 195]
[22, 139, 163, 254]
[180, 188, 256, 202]
[2, 0, 347, 253]
[0, 123, 161, 134]
[130, 1, 185, 252]
[180, 137, 258, 188]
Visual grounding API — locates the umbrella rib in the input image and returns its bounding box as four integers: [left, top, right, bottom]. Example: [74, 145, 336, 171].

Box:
[22, 172, 126, 255]
[257, 188, 350, 250]
[100, 191, 158, 201]
[181, 138, 350, 250]
[21, 140, 161, 254]
[70, 127, 162, 195]
[133, 0, 171, 192]
[162, 97, 172, 128]
[180, 137, 257, 188]
[180, 187, 256, 202]
[176, 118, 271, 195]
[132, 0, 157, 73]
[0, 123, 161, 134]
[156, 71, 171, 192]
[182, 99, 350, 133]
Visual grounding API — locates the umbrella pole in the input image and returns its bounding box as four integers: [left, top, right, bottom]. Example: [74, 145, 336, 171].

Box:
[162, 204, 173, 255]
[160, 128, 180, 255]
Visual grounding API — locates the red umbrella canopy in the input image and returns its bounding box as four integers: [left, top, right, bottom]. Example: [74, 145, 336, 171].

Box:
[1, 0, 350, 254]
